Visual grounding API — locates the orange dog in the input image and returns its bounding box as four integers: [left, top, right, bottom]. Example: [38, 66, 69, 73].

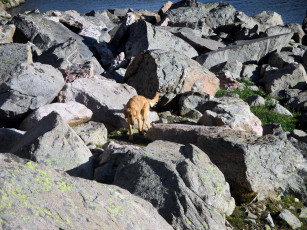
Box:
[123, 93, 160, 140]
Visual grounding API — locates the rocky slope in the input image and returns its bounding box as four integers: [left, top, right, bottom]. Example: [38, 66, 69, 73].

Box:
[1, 0, 307, 229]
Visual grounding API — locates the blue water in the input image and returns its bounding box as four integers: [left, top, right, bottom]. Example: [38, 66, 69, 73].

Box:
[8, 0, 307, 25]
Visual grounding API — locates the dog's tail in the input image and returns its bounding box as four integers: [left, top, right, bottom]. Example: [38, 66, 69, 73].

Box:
[148, 92, 160, 107]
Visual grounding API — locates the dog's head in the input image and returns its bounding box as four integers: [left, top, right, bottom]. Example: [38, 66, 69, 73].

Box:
[124, 108, 137, 125]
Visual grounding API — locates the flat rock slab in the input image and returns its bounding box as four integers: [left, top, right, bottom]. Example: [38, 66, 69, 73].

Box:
[0, 24, 16, 44]
[146, 124, 304, 200]
[0, 62, 64, 127]
[196, 33, 293, 69]
[20, 101, 93, 131]
[11, 112, 94, 179]
[125, 20, 198, 59]
[0, 153, 172, 230]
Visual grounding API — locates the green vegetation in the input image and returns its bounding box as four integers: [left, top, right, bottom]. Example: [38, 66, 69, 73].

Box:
[227, 194, 307, 230]
[216, 80, 300, 132]
[0, 0, 10, 3]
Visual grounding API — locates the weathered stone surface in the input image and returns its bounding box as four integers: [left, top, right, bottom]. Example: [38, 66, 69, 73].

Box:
[58, 76, 137, 130]
[166, 26, 225, 53]
[263, 26, 291, 37]
[262, 123, 287, 139]
[166, 2, 237, 31]
[245, 95, 265, 106]
[61, 61, 94, 83]
[196, 33, 293, 69]
[210, 60, 243, 80]
[125, 20, 198, 59]
[0, 128, 24, 153]
[273, 104, 293, 116]
[20, 101, 93, 131]
[261, 63, 307, 95]
[124, 49, 219, 101]
[96, 140, 235, 229]
[268, 51, 303, 69]
[178, 91, 211, 119]
[72, 121, 108, 147]
[0, 153, 173, 230]
[278, 210, 302, 229]
[241, 64, 260, 82]
[286, 23, 305, 44]
[197, 96, 263, 136]
[146, 124, 304, 199]
[303, 51, 307, 73]
[216, 75, 244, 90]
[37, 37, 82, 69]
[253, 11, 284, 31]
[0, 24, 15, 44]
[11, 112, 93, 179]
[12, 13, 93, 60]
[0, 62, 64, 127]
[0, 43, 32, 82]
[83, 10, 118, 31]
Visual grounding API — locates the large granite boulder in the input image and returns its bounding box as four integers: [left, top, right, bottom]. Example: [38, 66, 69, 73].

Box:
[10, 112, 94, 179]
[0, 24, 16, 44]
[0, 43, 32, 82]
[124, 49, 219, 101]
[95, 140, 235, 230]
[0, 153, 172, 230]
[197, 96, 263, 136]
[253, 11, 284, 32]
[0, 62, 64, 127]
[166, 1, 237, 31]
[125, 20, 198, 59]
[146, 124, 305, 200]
[284, 90, 307, 111]
[196, 33, 293, 69]
[12, 13, 93, 60]
[58, 76, 137, 130]
[20, 101, 93, 131]
[260, 63, 307, 96]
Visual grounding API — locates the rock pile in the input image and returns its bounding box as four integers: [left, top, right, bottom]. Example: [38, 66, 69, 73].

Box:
[0, 0, 306, 229]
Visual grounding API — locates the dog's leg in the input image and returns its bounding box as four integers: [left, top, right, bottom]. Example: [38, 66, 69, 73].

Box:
[128, 122, 134, 140]
[143, 103, 151, 130]
[137, 114, 143, 134]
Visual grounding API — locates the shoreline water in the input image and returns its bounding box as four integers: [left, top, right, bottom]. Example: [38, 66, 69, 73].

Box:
[6, 0, 307, 25]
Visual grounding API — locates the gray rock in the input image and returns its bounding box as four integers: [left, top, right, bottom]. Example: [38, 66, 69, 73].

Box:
[0, 62, 64, 127]
[146, 124, 304, 200]
[12, 13, 93, 60]
[273, 104, 293, 116]
[124, 49, 220, 101]
[262, 123, 287, 139]
[268, 51, 303, 69]
[261, 63, 307, 96]
[19, 101, 93, 131]
[289, 129, 307, 143]
[0, 153, 172, 230]
[196, 33, 293, 69]
[125, 20, 198, 59]
[0, 24, 15, 44]
[95, 42, 114, 67]
[284, 90, 307, 111]
[0, 43, 32, 83]
[241, 64, 260, 82]
[299, 207, 307, 218]
[244, 219, 256, 224]
[72, 121, 108, 147]
[37, 37, 82, 69]
[253, 11, 284, 31]
[261, 213, 275, 228]
[197, 96, 263, 136]
[303, 51, 307, 73]
[58, 76, 137, 130]
[0, 128, 24, 153]
[263, 25, 291, 37]
[166, 26, 225, 53]
[245, 95, 265, 106]
[210, 60, 243, 80]
[97, 140, 235, 229]
[278, 209, 302, 229]
[10, 112, 94, 179]
[178, 91, 211, 119]
[83, 10, 118, 31]
[286, 23, 305, 44]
